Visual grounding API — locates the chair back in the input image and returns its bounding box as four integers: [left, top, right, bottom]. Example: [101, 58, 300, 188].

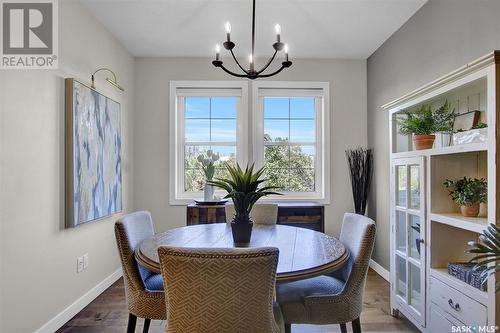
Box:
[115, 211, 155, 296]
[158, 246, 280, 333]
[332, 213, 376, 297]
[225, 203, 278, 225]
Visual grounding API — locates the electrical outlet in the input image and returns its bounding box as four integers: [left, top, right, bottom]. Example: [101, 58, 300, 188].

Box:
[77, 256, 84, 273]
[83, 253, 89, 270]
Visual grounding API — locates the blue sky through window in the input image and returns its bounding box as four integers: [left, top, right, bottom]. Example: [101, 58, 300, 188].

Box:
[185, 97, 237, 142]
[264, 97, 315, 142]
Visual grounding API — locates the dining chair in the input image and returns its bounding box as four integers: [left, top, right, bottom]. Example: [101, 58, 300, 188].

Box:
[276, 213, 376, 333]
[115, 211, 167, 333]
[225, 203, 279, 225]
[158, 246, 285, 333]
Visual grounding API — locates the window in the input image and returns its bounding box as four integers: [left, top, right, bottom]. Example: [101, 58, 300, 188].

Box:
[253, 82, 330, 201]
[170, 81, 248, 203]
[170, 81, 329, 204]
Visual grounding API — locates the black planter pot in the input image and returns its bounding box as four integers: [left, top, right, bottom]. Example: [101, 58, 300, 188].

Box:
[231, 220, 254, 244]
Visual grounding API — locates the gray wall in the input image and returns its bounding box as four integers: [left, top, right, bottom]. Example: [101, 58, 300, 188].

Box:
[367, 0, 500, 269]
[133, 58, 367, 238]
[0, 1, 134, 332]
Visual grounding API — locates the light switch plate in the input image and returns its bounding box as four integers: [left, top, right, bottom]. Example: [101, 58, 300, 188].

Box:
[83, 253, 89, 270]
[77, 256, 84, 273]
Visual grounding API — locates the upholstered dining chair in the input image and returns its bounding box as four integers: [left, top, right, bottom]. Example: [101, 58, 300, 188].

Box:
[158, 246, 285, 333]
[276, 213, 376, 333]
[115, 211, 167, 333]
[225, 203, 279, 225]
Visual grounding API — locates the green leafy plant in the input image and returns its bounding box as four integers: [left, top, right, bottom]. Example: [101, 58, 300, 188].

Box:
[197, 150, 220, 181]
[398, 100, 455, 135]
[455, 122, 488, 133]
[207, 163, 281, 223]
[443, 177, 487, 206]
[466, 224, 500, 291]
[473, 122, 488, 129]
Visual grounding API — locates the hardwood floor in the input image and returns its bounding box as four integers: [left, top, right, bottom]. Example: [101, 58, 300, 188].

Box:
[57, 269, 418, 333]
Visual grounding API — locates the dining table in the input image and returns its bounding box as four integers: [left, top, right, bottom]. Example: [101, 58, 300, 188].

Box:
[135, 223, 349, 282]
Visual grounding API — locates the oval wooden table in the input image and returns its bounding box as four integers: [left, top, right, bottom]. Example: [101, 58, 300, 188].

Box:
[136, 223, 349, 282]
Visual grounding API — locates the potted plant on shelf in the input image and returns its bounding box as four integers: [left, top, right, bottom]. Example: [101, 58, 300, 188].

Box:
[398, 100, 455, 150]
[444, 177, 487, 217]
[197, 150, 220, 201]
[207, 162, 281, 243]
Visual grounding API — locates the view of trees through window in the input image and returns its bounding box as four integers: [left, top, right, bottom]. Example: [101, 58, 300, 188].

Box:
[183, 95, 317, 193]
[263, 97, 316, 192]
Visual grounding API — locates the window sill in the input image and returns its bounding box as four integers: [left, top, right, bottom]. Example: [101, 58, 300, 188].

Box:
[170, 195, 330, 206]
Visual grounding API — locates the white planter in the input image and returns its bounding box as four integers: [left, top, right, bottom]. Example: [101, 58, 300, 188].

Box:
[203, 184, 215, 201]
[452, 128, 488, 145]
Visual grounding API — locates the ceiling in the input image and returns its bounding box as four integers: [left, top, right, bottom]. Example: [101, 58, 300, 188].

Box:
[80, 0, 427, 59]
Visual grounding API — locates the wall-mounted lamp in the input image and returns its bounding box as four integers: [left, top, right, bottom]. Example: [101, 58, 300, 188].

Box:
[91, 67, 125, 92]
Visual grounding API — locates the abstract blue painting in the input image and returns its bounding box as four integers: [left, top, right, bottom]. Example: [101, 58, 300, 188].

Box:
[66, 79, 122, 227]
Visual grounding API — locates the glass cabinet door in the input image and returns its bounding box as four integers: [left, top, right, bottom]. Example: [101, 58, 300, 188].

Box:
[391, 157, 425, 326]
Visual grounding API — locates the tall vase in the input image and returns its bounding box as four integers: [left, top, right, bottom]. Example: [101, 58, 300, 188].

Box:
[204, 184, 215, 201]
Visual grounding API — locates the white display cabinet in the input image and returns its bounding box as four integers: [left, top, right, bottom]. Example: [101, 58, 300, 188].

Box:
[384, 51, 500, 332]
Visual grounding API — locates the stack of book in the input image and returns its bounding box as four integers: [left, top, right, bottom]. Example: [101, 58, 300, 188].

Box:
[447, 262, 487, 291]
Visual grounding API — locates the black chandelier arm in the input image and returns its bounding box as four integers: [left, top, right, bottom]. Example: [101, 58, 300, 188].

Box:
[217, 63, 250, 78]
[229, 49, 249, 74]
[256, 49, 278, 74]
[251, 0, 256, 58]
[255, 63, 290, 78]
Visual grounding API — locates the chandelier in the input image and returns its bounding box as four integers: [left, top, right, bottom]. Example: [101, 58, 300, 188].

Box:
[212, 0, 292, 79]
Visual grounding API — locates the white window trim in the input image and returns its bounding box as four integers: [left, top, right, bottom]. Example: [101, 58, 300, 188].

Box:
[252, 81, 330, 204]
[169, 81, 249, 205]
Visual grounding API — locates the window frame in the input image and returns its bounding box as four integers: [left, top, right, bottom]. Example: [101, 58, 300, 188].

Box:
[170, 81, 248, 204]
[252, 81, 330, 203]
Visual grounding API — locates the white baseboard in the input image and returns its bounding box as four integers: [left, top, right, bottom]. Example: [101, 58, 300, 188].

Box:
[370, 259, 390, 281]
[35, 268, 122, 333]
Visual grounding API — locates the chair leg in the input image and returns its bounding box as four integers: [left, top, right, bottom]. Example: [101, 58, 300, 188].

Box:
[284, 323, 291, 333]
[143, 318, 151, 333]
[352, 317, 361, 333]
[339, 323, 348, 333]
[127, 313, 137, 333]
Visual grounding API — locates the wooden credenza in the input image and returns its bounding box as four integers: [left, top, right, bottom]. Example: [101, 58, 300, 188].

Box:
[186, 202, 324, 232]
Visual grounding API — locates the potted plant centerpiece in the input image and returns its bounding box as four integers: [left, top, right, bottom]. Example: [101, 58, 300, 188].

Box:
[398, 100, 455, 150]
[208, 162, 281, 243]
[444, 177, 487, 217]
[197, 150, 220, 201]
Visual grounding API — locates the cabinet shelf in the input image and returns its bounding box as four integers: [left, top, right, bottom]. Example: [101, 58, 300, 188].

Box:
[430, 213, 488, 234]
[430, 268, 488, 305]
[391, 142, 488, 159]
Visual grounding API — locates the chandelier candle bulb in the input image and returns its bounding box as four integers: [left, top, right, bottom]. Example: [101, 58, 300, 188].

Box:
[284, 44, 289, 61]
[275, 24, 281, 42]
[225, 21, 231, 41]
[215, 44, 220, 61]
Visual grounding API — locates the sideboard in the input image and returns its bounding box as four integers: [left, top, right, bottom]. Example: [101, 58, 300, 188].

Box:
[186, 202, 324, 232]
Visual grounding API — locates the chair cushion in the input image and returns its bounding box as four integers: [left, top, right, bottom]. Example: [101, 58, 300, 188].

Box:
[137, 263, 164, 291]
[273, 301, 285, 333]
[143, 273, 164, 291]
[276, 275, 345, 323]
